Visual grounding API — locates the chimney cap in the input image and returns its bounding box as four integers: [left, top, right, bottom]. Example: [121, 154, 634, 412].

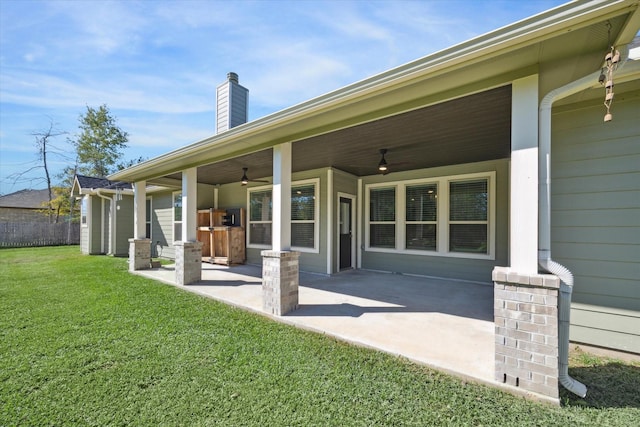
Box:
[227, 72, 239, 83]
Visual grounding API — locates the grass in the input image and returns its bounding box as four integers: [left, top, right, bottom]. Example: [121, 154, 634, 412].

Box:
[1, 246, 639, 426]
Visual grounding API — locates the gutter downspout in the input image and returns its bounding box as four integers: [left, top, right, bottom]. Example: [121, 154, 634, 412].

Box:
[96, 190, 115, 255]
[538, 47, 632, 398]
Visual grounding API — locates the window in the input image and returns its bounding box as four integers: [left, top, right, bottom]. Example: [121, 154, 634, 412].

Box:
[80, 196, 88, 227]
[365, 172, 494, 259]
[405, 184, 437, 251]
[449, 180, 488, 254]
[291, 185, 315, 248]
[369, 187, 395, 248]
[173, 192, 182, 242]
[249, 189, 272, 246]
[145, 198, 152, 239]
[247, 180, 319, 251]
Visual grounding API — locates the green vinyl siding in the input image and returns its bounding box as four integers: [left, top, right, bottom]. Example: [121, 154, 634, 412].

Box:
[89, 196, 102, 254]
[80, 196, 90, 254]
[551, 88, 640, 353]
[114, 195, 133, 256]
[152, 191, 176, 260]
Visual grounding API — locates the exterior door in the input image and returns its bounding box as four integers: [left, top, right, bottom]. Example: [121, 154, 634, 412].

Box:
[339, 197, 352, 270]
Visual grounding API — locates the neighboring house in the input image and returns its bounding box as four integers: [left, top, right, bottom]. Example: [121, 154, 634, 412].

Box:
[0, 189, 51, 222]
[71, 175, 136, 256]
[110, 0, 640, 358]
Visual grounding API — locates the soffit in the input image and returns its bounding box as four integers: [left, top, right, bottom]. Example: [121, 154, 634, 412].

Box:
[162, 86, 512, 185]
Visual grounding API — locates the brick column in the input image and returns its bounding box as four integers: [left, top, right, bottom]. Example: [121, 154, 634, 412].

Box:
[262, 250, 299, 316]
[129, 238, 151, 271]
[493, 266, 560, 401]
[175, 241, 202, 286]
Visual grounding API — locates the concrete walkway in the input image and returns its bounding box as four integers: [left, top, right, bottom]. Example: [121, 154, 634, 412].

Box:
[134, 263, 495, 384]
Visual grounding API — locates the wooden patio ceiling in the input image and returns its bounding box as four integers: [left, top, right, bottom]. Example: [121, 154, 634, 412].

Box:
[167, 85, 512, 185]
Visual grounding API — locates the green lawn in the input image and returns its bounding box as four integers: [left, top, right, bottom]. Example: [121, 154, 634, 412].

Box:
[1, 246, 638, 426]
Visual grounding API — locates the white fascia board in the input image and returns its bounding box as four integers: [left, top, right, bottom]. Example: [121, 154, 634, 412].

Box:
[84, 188, 134, 196]
[109, 0, 638, 184]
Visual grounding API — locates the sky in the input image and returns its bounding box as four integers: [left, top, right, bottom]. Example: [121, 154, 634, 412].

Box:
[0, 0, 568, 195]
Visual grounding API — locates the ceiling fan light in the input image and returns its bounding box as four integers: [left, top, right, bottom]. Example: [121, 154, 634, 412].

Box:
[241, 167, 249, 185]
[378, 148, 388, 172]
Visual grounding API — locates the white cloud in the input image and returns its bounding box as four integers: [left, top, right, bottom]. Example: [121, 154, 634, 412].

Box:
[0, 70, 214, 114]
[49, 0, 149, 56]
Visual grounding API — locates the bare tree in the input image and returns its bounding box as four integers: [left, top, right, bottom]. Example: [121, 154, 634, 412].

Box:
[6, 119, 69, 222]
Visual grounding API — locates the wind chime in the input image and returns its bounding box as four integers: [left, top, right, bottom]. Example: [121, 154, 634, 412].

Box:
[599, 23, 620, 122]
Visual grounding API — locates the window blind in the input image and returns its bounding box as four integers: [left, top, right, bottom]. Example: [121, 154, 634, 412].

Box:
[370, 187, 395, 248]
[449, 180, 488, 253]
[291, 185, 315, 248]
[406, 184, 437, 250]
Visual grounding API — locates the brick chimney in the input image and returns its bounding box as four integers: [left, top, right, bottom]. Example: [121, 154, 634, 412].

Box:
[216, 72, 249, 133]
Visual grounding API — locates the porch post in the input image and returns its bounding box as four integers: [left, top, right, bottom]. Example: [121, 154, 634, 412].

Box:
[175, 167, 202, 285]
[262, 142, 299, 315]
[181, 167, 198, 243]
[272, 143, 292, 251]
[508, 74, 539, 273]
[129, 181, 150, 271]
[493, 75, 562, 403]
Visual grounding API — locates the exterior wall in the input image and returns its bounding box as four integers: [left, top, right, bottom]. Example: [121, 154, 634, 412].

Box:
[80, 196, 90, 254]
[331, 169, 359, 274]
[551, 88, 640, 354]
[114, 195, 134, 256]
[102, 199, 111, 254]
[89, 196, 102, 254]
[290, 169, 328, 274]
[148, 186, 215, 260]
[197, 183, 216, 209]
[152, 191, 175, 259]
[80, 223, 89, 254]
[217, 167, 330, 274]
[229, 84, 249, 129]
[360, 159, 509, 283]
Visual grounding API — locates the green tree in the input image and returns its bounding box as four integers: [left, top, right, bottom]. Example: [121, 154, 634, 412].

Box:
[73, 105, 128, 177]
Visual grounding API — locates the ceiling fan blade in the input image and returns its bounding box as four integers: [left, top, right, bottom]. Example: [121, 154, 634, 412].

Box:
[241, 167, 270, 184]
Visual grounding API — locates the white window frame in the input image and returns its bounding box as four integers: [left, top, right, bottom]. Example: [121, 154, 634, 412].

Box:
[405, 182, 438, 252]
[172, 191, 182, 243]
[246, 178, 320, 253]
[365, 171, 496, 260]
[145, 196, 152, 240]
[246, 185, 272, 249]
[290, 179, 320, 252]
[368, 186, 397, 250]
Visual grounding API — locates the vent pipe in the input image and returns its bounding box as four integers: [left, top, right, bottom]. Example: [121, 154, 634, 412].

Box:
[216, 72, 249, 134]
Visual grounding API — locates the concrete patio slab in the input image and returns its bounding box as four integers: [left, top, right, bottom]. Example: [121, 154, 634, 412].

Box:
[134, 263, 495, 384]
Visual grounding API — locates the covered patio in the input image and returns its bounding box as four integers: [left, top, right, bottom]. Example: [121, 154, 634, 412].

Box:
[133, 263, 495, 384]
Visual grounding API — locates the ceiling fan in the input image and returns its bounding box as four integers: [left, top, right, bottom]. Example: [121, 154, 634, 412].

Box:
[240, 167, 269, 185]
[376, 148, 411, 175]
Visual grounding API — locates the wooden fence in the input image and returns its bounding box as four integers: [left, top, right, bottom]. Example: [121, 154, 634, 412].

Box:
[0, 222, 80, 248]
